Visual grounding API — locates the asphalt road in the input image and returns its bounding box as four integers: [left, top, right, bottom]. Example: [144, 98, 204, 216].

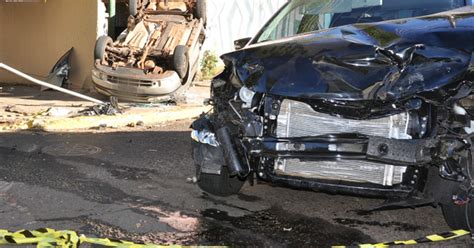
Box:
[0, 120, 471, 247]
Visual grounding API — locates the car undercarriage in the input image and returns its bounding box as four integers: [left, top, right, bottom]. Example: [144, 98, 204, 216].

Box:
[92, 0, 206, 102]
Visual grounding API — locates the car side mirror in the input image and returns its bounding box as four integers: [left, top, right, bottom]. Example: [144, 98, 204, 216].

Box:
[234, 37, 252, 50]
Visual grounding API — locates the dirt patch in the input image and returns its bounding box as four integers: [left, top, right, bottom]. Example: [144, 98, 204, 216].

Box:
[81, 218, 196, 246]
[139, 206, 199, 232]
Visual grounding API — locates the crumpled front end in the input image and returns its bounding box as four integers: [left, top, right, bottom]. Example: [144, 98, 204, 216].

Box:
[193, 77, 474, 203]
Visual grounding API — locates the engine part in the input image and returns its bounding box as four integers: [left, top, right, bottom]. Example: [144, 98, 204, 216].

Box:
[277, 99, 412, 139]
[275, 158, 407, 186]
[367, 137, 433, 164]
[216, 127, 245, 176]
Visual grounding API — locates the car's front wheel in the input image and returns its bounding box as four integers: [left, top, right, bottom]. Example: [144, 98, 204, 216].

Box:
[440, 143, 474, 230]
[197, 165, 246, 197]
[442, 198, 474, 230]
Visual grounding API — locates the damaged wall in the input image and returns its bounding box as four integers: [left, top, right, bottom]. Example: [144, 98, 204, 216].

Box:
[0, 2, 5, 71]
[203, 0, 287, 55]
[0, 0, 98, 90]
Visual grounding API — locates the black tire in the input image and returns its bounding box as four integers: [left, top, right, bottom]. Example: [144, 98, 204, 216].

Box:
[442, 200, 474, 230]
[195, 0, 207, 25]
[441, 144, 474, 230]
[130, 0, 149, 16]
[129, 0, 138, 16]
[94, 36, 113, 61]
[173, 45, 188, 78]
[197, 165, 246, 197]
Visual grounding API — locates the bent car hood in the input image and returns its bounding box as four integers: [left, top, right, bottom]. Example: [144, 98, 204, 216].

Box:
[221, 6, 474, 102]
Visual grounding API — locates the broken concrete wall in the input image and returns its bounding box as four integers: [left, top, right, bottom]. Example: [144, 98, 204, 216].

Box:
[0, 0, 98, 90]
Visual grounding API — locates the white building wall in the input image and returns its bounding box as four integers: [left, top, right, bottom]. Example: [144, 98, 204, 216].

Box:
[203, 0, 287, 56]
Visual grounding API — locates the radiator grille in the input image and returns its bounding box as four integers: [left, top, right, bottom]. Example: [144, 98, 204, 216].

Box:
[276, 100, 411, 139]
[107, 75, 155, 87]
[275, 159, 406, 186]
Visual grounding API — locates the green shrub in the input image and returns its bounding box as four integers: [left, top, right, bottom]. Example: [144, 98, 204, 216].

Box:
[200, 50, 219, 79]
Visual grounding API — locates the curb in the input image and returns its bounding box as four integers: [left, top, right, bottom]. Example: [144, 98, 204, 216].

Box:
[0, 105, 210, 132]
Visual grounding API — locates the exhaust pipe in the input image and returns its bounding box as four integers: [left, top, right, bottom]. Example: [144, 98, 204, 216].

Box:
[216, 126, 244, 177]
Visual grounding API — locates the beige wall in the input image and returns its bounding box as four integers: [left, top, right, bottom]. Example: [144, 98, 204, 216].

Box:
[0, 0, 98, 90]
[0, 3, 5, 64]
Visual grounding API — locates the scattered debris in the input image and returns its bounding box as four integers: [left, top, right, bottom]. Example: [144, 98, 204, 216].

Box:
[47, 107, 75, 117]
[186, 176, 198, 184]
[79, 97, 121, 116]
[80, 103, 119, 116]
[5, 105, 28, 115]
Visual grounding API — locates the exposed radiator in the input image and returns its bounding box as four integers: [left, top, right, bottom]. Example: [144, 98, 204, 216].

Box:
[276, 100, 411, 139]
[275, 159, 407, 186]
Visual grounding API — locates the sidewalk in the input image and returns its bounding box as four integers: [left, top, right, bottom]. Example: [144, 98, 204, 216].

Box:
[0, 83, 211, 132]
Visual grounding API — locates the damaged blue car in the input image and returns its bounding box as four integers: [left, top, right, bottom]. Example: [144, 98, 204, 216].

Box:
[192, 0, 474, 230]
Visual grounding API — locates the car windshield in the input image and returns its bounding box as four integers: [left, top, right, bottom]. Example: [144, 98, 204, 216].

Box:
[255, 0, 466, 43]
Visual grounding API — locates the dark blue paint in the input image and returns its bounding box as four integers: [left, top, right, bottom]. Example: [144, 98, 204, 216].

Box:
[220, 7, 474, 104]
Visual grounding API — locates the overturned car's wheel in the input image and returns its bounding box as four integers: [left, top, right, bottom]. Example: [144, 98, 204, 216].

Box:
[173, 45, 189, 79]
[195, 0, 207, 25]
[94, 36, 113, 61]
[129, 0, 149, 16]
[197, 165, 246, 197]
[129, 0, 137, 16]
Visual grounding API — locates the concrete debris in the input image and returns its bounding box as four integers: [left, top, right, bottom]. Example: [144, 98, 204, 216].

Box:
[5, 105, 28, 115]
[47, 107, 75, 117]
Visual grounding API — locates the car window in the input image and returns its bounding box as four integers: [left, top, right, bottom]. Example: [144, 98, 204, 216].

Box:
[255, 0, 466, 43]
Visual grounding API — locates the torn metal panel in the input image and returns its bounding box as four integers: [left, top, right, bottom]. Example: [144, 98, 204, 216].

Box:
[221, 7, 474, 117]
[42, 48, 73, 91]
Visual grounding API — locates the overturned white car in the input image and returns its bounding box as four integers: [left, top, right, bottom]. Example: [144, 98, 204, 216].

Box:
[92, 0, 206, 102]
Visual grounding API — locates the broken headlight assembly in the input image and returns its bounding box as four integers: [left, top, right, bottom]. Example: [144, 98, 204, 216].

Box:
[238, 86, 257, 109]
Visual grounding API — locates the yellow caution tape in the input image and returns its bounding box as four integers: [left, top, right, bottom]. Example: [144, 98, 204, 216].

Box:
[0, 228, 183, 248]
[332, 229, 471, 248]
[1, 227, 469, 248]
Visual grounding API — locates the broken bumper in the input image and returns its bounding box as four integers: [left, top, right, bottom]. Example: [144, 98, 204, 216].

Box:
[246, 135, 428, 197]
[191, 116, 431, 198]
[92, 64, 182, 102]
